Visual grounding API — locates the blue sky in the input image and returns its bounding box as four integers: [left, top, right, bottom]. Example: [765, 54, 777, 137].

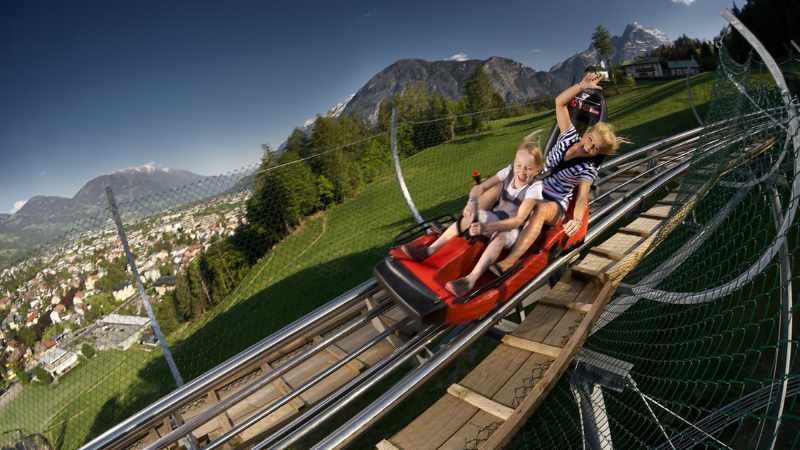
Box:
[1, 0, 734, 213]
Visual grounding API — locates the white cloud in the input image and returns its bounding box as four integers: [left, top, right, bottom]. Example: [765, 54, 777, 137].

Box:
[671, 0, 695, 5]
[447, 53, 468, 62]
[530, 48, 543, 54]
[39, 170, 47, 176]
[12, 200, 27, 213]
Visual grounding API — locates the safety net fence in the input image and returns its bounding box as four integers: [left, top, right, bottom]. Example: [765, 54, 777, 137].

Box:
[506, 32, 800, 450]
[0, 84, 563, 449]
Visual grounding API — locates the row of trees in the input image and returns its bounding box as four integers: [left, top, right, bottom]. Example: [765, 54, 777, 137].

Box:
[724, 0, 799, 64]
[648, 35, 718, 71]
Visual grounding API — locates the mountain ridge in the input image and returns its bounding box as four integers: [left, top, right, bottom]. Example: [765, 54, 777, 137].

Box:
[549, 21, 670, 82]
[5, 165, 207, 231]
[340, 56, 568, 124]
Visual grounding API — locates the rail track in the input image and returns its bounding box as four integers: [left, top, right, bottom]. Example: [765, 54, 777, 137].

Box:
[80, 108, 788, 450]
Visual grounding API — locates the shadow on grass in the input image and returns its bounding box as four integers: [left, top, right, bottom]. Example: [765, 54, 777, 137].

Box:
[608, 78, 698, 121]
[377, 196, 470, 233]
[496, 110, 553, 129]
[618, 99, 713, 147]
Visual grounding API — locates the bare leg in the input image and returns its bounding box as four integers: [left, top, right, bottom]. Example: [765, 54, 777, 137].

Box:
[445, 234, 506, 295]
[465, 235, 506, 285]
[426, 222, 459, 254]
[495, 201, 560, 271]
[426, 184, 502, 255]
[457, 184, 501, 232]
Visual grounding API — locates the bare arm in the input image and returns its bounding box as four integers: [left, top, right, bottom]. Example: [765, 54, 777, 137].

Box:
[480, 199, 536, 233]
[469, 175, 502, 200]
[563, 181, 592, 236]
[462, 175, 503, 222]
[554, 72, 603, 133]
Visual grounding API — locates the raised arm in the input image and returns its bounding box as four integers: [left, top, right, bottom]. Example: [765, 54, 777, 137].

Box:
[563, 181, 592, 236]
[554, 72, 603, 133]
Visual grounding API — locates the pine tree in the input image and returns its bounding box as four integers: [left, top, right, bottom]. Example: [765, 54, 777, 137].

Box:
[592, 25, 614, 67]
[464, 66, 495, 131]
[246, 147, 295, 240]
[285, 128, 309, 157]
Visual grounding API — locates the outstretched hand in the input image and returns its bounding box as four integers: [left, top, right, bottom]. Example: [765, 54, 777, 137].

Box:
[580, 72, 603, 90]
[563, 219, 580, 237]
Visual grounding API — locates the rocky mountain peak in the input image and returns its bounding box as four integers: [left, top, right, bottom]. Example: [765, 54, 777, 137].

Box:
[340, 57, 562, 124]
[549, 22, 670, 83]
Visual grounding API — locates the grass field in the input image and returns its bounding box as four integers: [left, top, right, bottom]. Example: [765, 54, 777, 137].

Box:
[0, 73, 719, 449]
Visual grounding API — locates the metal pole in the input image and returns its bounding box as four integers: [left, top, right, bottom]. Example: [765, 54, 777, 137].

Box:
[390, 107, 425, 224]
[105, 186, 184, 386]
[106, 187, 198, 450]
[572, 382, 613, 450]
[760, 185, 793, 450]
[685, 73, 704, 126]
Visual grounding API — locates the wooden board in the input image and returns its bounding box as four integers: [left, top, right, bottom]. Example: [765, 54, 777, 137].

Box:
[491, 354, 555, 408]
[619, 217, 662, 237]
[501, 336, 562, 359]
[571, 253, 615, 281]
[511, 305, 565, 342]
[439, 411, 503, 450]
[538, 296, 592, 313]
[640, 204, 672, 219]
[656, 192, 678, 204]
[589, 233, 642, 261]
[458, 344, 532, 397]
[390, 395, 480, 450]
[447, 384, 515, 420]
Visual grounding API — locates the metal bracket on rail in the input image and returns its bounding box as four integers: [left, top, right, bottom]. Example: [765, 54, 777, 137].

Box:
[570, 349, 634, 450]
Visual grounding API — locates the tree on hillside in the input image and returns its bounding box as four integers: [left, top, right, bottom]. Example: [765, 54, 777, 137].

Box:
[81, 343, 96, 359]
[592, 25, 614, 68]
[464, 67, 497, 131]
[285, 128, 309, 157]
[308, 116, 366, 201]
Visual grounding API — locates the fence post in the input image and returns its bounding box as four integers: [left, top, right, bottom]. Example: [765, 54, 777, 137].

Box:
[105, 187, 184, 387]
[722, 10, 798, 449]
[685, 73, 704, 127]
[390, 107, 425, 224]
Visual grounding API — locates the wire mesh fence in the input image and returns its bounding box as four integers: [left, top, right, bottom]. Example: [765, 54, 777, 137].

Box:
[0, 92, 561, 448]
[508, 32, 800, 450]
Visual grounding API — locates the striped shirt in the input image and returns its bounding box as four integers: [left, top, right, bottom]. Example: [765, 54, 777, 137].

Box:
[542, 126, 599, 211]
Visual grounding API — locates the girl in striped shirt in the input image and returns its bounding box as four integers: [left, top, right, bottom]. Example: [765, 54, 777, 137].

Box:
[492, 72, 622, 275]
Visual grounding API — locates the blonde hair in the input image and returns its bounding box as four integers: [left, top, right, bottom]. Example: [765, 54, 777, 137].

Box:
[518, 130, 544, 168]
[587, 122, 630, 155]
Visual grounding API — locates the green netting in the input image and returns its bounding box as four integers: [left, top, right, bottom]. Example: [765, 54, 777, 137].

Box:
[510, 40, 800, 450]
